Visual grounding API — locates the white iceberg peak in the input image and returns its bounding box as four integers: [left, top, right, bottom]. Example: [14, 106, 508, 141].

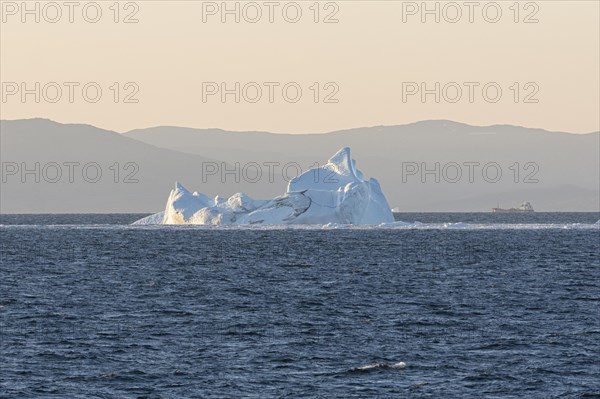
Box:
[287, 147, 365, 193]
[135, 147, 394, 225]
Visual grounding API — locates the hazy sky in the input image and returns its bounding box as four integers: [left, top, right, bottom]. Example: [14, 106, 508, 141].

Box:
[1, 0, 598, 133]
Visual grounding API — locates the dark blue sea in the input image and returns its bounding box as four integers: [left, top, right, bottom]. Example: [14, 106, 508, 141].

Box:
[1, 213, 599, 398]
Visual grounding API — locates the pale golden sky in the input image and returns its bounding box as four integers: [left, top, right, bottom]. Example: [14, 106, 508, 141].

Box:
[1, 0, 598, 133]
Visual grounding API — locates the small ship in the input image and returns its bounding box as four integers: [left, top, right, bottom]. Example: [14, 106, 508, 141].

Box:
[492, 201, 534, 213]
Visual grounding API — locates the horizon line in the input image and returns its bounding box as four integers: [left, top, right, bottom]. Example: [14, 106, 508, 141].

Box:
[2, 117, 599, 136]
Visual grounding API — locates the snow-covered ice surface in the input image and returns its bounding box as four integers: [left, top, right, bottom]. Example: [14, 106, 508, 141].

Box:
[131, 211, 165, 225]
[134, 147, 395, 225]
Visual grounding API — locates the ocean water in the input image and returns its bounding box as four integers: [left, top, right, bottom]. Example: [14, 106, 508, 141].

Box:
[1, 213, 599, 398]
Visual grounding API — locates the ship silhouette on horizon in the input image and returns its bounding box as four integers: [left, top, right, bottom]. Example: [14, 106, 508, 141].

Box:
[492, 202, 535, 213]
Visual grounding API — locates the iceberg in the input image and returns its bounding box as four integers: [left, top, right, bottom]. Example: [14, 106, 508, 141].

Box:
[134, 147, 394, 225]
[131, 211, 165, 225]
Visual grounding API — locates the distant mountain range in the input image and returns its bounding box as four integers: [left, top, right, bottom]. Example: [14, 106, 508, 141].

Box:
[1, 118, 598, 213]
